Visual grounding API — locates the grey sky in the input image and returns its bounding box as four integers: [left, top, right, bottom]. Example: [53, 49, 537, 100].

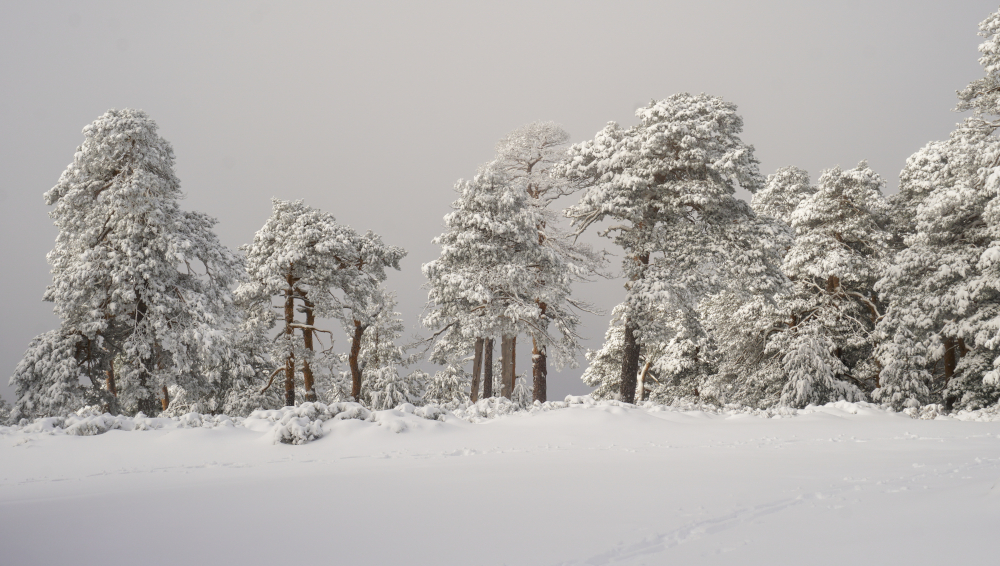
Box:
[1, 0, 995, 404]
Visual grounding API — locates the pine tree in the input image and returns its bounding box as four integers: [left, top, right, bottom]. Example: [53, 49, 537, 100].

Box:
[874, 6, 1000, 410]
[491, 121, 600, 402]
[353, 291, 424, 409]
[561, 93, 785, 403]
[12, 109, 244, 418]
[775, 162, 889, 406]
[751, 166, 816, 225]
[10, 331, 91, 421]
[581, 306, 626, 400]
[423, 165, 550, 400]
[238, 199, 405, 406]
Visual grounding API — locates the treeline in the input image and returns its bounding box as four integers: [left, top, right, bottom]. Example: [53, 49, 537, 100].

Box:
[8, 7, 1000, 422]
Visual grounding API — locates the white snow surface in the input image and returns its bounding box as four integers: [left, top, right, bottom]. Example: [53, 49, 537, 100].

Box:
[2, 398, 1000, 565]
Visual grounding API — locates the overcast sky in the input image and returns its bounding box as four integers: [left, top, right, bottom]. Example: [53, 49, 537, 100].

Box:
[1, 0, 996, 404]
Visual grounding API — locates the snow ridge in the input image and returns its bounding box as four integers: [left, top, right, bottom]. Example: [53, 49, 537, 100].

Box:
[6, 397, 1000, 445]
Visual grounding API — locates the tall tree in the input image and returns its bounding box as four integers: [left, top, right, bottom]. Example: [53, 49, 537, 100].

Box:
[238, 199, 405, 406]
[561, 93, 784, 403]
[423, 165, 552, 400]
[777, 162, 889, 406]
[874, 6, 1000, 410]
[492, 121, 600, 402]
[11, 109, 243, 419]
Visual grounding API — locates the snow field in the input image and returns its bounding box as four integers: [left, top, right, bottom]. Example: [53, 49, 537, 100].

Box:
[2, 400, 1000, 565]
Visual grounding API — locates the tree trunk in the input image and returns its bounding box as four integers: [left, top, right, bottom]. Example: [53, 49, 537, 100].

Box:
[620, 252, 648, 404]
[620, 318, 640, 403]
[302, 298, 317, 403]
[943, 336, 957, 384]
[637, 358, 652, 403]
[105, 366, 117, 397]
[483, 338, 494, 399]
[471, 337, 484, 403]
[501, 335, 516, 399]
[532, 337, 546, 403]
[161, 385, 170, 411]
[532, 301, 548, 404]
[826, 274, 840, 293]
[349, 319, 365, 401]
[283, 281, 296, 407]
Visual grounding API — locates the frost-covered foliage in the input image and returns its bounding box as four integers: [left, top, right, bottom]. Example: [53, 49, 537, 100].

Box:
[873, 8, 1000, 410]
[423, 166, 540, 349]
[0, 396, 11, 426]
[237, 199, 405, 406]
[581, 306, 626, 400]
[425, 364, 468, 406]
[511, 374, 534, 409]
[423, 158, 568, 400]
[561, 93, 787, 403]
[874, 135, 998, 409]
[491, 121, 603, 400]
[12, 109, 246, 419]
[347, 291, 425, 410]
[751, 166, 816, 225]
[774, 162, 889, 406]
[10, 331, 90, 421]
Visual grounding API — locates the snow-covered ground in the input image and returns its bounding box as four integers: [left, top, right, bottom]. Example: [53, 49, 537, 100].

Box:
[3, 399, 1000, 565]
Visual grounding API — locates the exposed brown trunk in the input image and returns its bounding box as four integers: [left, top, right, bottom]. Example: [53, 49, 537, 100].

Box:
[483, 338, 494, 399]
[349, 319, 364, 400]
[826, 274, 840, 293]
[471, 338, 484, 403]
[620, 318, 640, 403]
[105, 365, 118, 397]
[532, 337, 546, 403]
[161, 385, 170, 411]
[283, 273, 296, 407]
[501, 335, 516, 399]
[943, 336, 957, 384]
[302, 297, 317, 403]
[958, 337, 969, 357]
[866, 291, 880, 324]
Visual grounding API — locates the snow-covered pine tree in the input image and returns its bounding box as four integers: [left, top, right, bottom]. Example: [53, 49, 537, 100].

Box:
[766, 162, 889, 407]
[238, 199, 405, 406]
[751, 166, 816, 225]
[423, 164, 551, 400]
[581, 306, 626, 400]
[0, 395, 10, 425]
[11, 109, 244, 419]
[9, 331, 91, 421]
[874, 7, 1000, 410]
[560, 93, 786, 403]
[351, 290, 424, 409]
[874, 137, 996, 409]
[492, 122, 603, 402]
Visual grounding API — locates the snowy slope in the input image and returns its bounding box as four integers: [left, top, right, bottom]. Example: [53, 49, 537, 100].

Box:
[2, 400, 999, 565]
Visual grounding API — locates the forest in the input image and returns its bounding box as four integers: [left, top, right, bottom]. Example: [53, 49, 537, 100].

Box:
[7, 8, 1000, 427]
